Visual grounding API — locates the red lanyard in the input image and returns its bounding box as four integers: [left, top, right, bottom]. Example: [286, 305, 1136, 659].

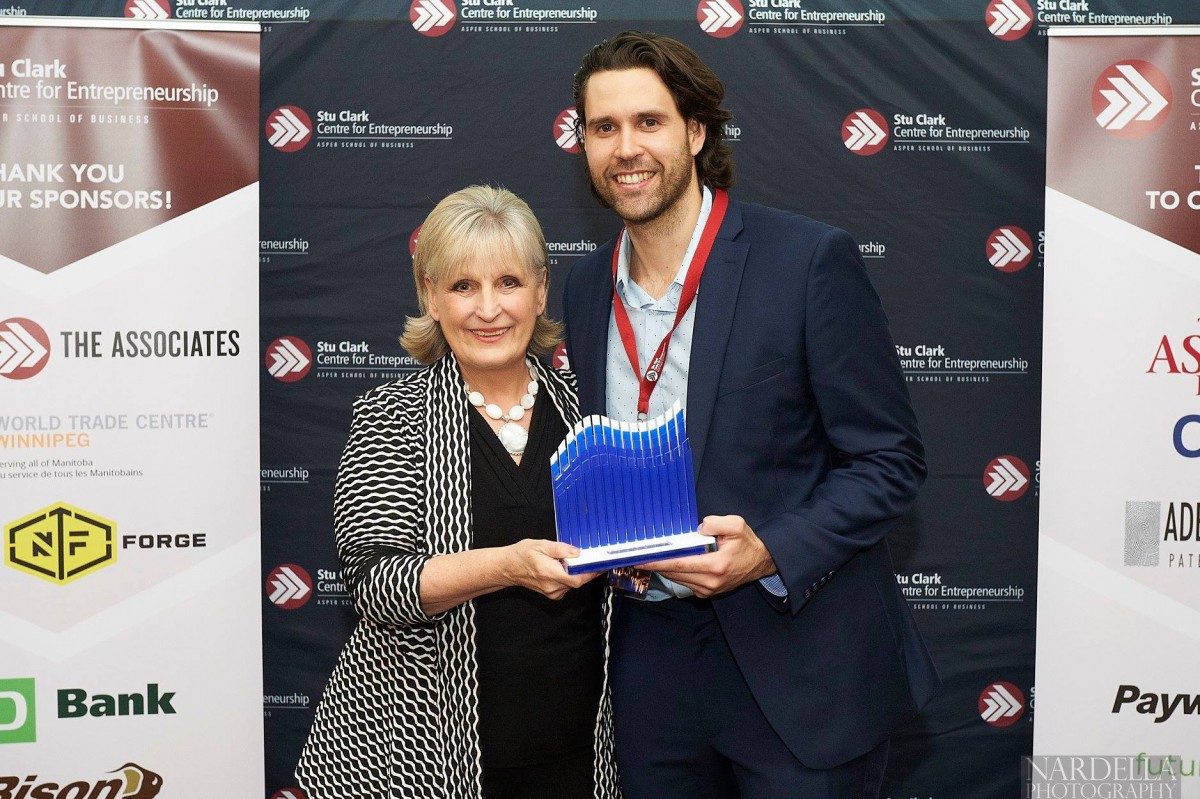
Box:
[611, 188, 729, 419]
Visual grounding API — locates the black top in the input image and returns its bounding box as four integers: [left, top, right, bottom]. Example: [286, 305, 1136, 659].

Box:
[469, 389, 605, 768]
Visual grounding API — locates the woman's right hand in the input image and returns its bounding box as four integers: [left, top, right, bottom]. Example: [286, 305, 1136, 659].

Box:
[502, 539, 597, 599]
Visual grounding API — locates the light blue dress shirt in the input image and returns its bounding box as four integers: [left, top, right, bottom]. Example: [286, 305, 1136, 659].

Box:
[604, 187, 787, 601]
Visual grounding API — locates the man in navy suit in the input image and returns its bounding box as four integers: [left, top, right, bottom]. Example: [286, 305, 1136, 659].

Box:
[562, 31, 939, 799]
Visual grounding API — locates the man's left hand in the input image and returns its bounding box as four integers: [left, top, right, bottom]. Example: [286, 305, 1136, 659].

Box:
[639, 515, 779, 598]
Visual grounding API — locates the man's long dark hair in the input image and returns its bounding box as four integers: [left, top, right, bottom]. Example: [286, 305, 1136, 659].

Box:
[572, 30, 734, 190]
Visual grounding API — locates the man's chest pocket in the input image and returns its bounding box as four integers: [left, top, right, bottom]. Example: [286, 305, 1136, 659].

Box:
[717, 355, 791, 397]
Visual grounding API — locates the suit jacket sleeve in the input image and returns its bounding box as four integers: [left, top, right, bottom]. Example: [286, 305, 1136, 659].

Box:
[754, 227, 925, 613]
[333, 391, 439, 628]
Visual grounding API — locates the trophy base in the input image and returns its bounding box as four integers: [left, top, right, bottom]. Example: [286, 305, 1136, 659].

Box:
[563, 531, 717, 575]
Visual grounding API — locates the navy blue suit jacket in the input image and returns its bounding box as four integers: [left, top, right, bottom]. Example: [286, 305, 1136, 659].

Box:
[562, 198, 939, 770]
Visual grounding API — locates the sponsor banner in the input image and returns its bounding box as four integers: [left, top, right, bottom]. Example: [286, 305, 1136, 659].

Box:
[1037, 29, 1200, 765]
[0, 18, 262, 794]
[1047, 33, 1200, 255]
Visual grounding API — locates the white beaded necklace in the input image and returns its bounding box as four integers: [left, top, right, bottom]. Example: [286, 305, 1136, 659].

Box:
[465, 366, 538, 456]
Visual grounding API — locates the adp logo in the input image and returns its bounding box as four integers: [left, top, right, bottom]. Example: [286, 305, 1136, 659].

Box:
[265, 336, 313, 383]
[5, 503, 117, 585]
[984, 455, 1030, 501]
[0, 318, 50, 380]
[410, 0, 456, 37]
[271, 790, 309, 799]
[986, 226, 1033, 273]
[0, 678, 35, 745]
[985, 0, 1031, 41]
[266, 564, 313, 610]
[409, 226, 422, 257]
[697, 0, 743, 38]
[553, 107, 581, 154]
[265, 106, 313, 152]
[842, 109, 889, 156]
[124, 0, 171, 19]
[1093, 61, 1171, 139]
[979, 681, 1026, 728]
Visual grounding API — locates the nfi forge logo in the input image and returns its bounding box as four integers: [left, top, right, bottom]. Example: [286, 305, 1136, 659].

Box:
[553, 107, 581, 154]
[986, 0, 1032, 41]
[1093, 61, 1171, 139]
[264, 336, 312, 383]
[2, 763, 162, 799]
[0, 318, 50, 380]
[697, 0, 743, 37]
[265, 106, 313, 152]
[841, 109, 888, 156]
[411, 0, 456, 36]
[124, 0, 171, 19]
[5, 502, 116, 585]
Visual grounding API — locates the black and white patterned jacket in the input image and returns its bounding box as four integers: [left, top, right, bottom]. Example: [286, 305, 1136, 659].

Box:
[295, 354, 620, 799]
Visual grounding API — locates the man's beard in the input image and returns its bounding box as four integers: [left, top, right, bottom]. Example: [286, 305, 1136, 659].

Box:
[587, 143, 695, 226]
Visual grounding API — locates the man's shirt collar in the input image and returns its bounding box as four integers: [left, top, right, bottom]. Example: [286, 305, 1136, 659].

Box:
[614, 185, 713, 310]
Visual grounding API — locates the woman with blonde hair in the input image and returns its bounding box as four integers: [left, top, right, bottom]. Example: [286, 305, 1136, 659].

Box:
[296, 185, 619, 799]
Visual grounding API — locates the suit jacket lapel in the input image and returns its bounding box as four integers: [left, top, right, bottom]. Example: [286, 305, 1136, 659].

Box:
[686, 201, 748, 481]
[576, 237, 617, 417]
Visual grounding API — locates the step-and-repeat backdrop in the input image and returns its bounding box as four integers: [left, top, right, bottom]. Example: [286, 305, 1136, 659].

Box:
[5, 2, 1200, 798]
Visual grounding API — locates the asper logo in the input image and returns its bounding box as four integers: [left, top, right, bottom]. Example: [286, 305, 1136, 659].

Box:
[265, 336, 313, 383]
[410, 0, 456, 37]
[986, 226, 1033, 272]
[0, 678, 35, 745]
[1093, 61, 1171, 139]
[979, 681, 1025, 727]
[266, 564, 313, 610]
[265, 106, 313, 152]
[0, 318, 50, 380]
[985, 0, 1031, 41]
[842, 109, 889, 156]
[5, 503, 117, 585]
[553, 107, 581, 154]
[983, 455, 1030, 501]
[697, 0, 743, 38]
[124, 0, 171, 19]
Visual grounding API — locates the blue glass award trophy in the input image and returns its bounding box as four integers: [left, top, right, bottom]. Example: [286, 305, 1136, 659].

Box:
[550, 401, 716, 574]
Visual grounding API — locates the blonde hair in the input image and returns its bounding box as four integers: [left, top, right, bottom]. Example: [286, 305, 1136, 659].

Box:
[401, 185, 563, 364]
